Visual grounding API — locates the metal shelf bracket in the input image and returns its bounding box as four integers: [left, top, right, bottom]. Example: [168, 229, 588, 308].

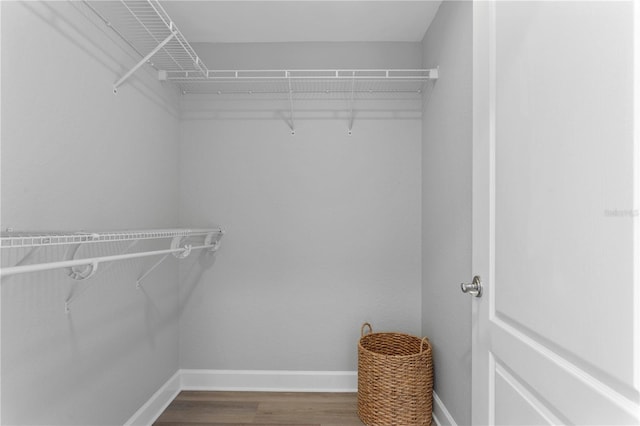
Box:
[348, 71, 356, 135]
[287, 71, 295, 135]
[136, 235, 192, 289]
[135, 230, 223, 289]
[136, 254, 169, 289]
[113, 24, 178, 93]
[1, 246, 42, 283]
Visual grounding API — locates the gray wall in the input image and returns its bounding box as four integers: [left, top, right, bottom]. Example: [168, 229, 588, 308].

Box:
[1, 2, 181, 424]
[1, 1, 473, 422]
[421, 2, 473, 425]
[192, 41, 423, 70]
[177, 42, 423, 371]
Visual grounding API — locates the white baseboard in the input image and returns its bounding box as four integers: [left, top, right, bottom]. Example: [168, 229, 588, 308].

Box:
[432, 391, 458, 426]
[180, 369, 358, 392]
[124, 370, 181, 426]
[126, 370, 454, 426]
[125, 369, 358, 425]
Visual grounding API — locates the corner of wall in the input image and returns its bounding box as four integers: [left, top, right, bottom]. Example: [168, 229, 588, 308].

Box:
[419, 1, 473, 425]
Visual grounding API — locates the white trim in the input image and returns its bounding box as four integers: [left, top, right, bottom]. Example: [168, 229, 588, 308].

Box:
[633, 0, 640, 393]
[0, 2, 3, 422]
[471, 1, 494, 423]
[494, 363, 562, 424]
[127, 370, 453, 426]
[124, 370, 182, 426]
[180, 369, 358, 392]
[494, 317, 640, 419]
[432, 391, 458, 426]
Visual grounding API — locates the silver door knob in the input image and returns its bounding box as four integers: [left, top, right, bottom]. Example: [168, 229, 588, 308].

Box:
[461, 275, 483, 297]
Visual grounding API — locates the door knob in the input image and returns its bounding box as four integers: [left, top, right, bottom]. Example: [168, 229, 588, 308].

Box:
[461, 275, 483, 297]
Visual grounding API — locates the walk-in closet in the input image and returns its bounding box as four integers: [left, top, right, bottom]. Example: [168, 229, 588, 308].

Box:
[2, 1, 638, 425]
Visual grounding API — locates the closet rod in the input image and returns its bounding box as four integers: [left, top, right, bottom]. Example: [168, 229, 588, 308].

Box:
[0, 243, 214, 278]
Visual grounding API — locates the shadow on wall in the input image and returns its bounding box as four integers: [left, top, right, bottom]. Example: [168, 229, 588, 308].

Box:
[179, 96, 424, 135]
[19, 1, 180, 118]
[178, 250, 220, 318]
[0, 240, 181, 423]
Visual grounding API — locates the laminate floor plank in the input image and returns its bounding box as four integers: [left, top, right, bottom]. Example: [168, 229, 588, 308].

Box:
[156, 424, 319, 426]
[153, 391, 362, 425]
[154, 398, 258, 424]
[255, 401, 361, 425]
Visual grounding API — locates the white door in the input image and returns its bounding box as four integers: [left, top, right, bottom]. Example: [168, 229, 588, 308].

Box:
[471, 1, 640, 424]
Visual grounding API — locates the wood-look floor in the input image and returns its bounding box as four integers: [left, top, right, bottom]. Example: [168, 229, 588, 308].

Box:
[154, 391, 364, 426]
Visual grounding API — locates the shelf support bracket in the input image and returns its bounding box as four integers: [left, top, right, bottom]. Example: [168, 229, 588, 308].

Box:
[287, 71, 295, 135]
[64, 240, 138, 313]
[113, 28, 177, 93]
[64, 259, 99, 314]
[136, 254, 170, 289]
[348, 71, 356, 135]
[1, 246, 41, 281]
[1, 247, 41, 284]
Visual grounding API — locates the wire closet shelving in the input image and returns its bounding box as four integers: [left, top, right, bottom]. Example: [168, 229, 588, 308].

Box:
[1, 228, 225, 312]
[83, 0, 439, 133]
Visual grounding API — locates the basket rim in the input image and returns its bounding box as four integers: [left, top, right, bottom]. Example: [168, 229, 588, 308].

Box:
[358, 331, 431, 358]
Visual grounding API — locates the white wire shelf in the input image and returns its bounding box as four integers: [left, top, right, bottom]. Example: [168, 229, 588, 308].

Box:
[84, 0, 439, 132]
[0, 228, 221, 249]
[84, 1, 439, 97]
[84, 0, 207, 91]
[1, 227, 225, 312]
[164, 69, 438, 97]
[85, 0, 205, 74]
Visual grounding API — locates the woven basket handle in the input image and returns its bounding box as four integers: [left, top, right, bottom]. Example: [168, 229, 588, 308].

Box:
[361, 322, 373, 337]
[420, 337, 431, 353]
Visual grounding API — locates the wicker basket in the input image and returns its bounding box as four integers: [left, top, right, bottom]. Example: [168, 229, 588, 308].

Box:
[357, 323, 434, 426]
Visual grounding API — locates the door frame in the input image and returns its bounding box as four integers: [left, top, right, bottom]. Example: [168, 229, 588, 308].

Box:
[634, 0, 640, 398]
[471, 0, 494, 423]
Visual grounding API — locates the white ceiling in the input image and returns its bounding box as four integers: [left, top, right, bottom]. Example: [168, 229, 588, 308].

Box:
[161, 1, 442, 43]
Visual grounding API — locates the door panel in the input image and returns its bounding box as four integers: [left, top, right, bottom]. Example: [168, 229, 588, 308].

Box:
[494, 363, 558, 425]
[494, 0, 634, 386]
[472, 1, 640, 424]
[492, 320, 638, 423]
